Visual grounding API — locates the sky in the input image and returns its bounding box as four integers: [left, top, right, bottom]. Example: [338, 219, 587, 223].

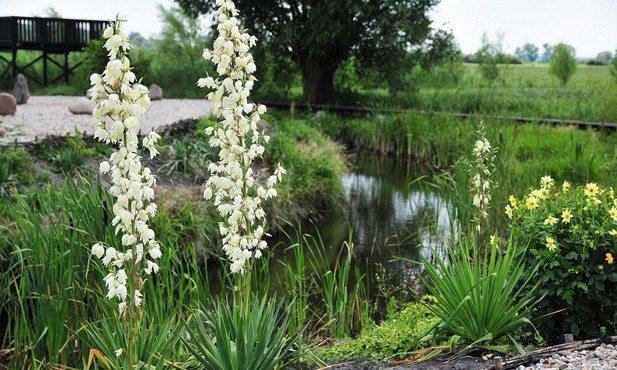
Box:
[2, 0, 616, 58]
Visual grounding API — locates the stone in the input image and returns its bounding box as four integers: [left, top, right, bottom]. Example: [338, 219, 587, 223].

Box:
[12, 73, 30, 104]
[0, 126, 6, 137]
[313, 110, 327, 120]
[68, 97, 95, 115]
[0, 92, 17, 115]
[149, 83, 163, 100]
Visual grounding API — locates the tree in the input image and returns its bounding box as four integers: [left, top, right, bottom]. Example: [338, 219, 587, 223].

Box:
[476, 32, 506, 85]
[541, 43, 554, 62]
[514, 43, 539, 62]
[549, 43, 577, 86]
[150, 6, 212, 97]
[596, 51, 613, 64]
[175, 0, 453, 104]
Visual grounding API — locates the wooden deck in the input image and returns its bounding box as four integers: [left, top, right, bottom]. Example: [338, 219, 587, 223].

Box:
[0, 16, 108, 86]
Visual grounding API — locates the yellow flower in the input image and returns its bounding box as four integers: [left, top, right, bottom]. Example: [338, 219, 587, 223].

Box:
[531, 189, 545, 200]
[561, 209, 573, 223]
[562, 181, 571, 192]
[609, 207, 617, 222]
[606, 253, 614, 265]
[584, 183, 599, 198]
[526, 196, 539, 210]
[544, 215, 558, 226]
[546, 237, 557, 251]
[505, 205, 513, 219]
[540, 175, 554, 188]
[609, 229, 617, 237]
[509, 195, 517, 207]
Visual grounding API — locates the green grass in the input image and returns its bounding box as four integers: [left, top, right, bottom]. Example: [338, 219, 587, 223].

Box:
[412, 63, 617, 122]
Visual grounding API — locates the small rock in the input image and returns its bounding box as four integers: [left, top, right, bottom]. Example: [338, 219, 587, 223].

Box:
[68, 97, 95, 115]
[313, 110, 327, 120]
[0, 126, 6, 137]
[0, 92, 17, 115]
[12, 73, 30, 104]
[149, 84, 163, 100]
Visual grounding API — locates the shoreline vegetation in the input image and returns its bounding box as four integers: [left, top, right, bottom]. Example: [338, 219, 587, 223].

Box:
[1, 7, 616, 367]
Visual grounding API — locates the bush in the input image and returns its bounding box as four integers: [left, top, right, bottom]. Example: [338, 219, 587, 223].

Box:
[508, 177, 617, 343]
[421, 240, 539, 353]
[316, 298, 439, 362]
[549, 43, 577, 86]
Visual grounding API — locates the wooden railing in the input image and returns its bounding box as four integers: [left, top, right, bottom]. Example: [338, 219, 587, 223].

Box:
[0, 16, 108, 52]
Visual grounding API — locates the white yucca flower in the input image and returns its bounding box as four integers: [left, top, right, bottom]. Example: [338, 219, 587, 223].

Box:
[469, 120, 496, 233]
[89, 17, 161, 313]
[199, 0, 285, 273]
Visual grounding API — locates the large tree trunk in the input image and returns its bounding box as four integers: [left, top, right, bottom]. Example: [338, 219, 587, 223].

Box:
[299, 57, 338, 106]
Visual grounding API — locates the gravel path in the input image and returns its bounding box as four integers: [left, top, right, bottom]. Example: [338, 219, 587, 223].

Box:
[0, 95, 214, 145]
[517, 344, 617, 370]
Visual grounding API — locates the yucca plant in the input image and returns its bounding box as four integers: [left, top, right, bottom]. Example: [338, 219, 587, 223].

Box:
[421, 240, 540, 353]
[182, 294, 299, 370]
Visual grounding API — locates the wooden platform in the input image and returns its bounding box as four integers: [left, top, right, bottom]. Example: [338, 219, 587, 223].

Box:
[0, 16, 108, 86]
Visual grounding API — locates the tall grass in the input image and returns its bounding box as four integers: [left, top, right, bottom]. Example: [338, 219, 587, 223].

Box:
[0, 177, 213, 368]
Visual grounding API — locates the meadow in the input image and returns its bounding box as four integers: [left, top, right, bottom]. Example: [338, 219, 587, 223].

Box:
[1, 8, 617, 369]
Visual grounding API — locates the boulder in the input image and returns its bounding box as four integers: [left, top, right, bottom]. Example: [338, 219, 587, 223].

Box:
[68, 97, 95, 115]
[149, 84, 163, 100]
[0, 93, 17, 115]
[12, 73, 30, 104]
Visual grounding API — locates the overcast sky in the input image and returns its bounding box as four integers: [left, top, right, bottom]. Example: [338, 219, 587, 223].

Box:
[2, 0, 615, 58]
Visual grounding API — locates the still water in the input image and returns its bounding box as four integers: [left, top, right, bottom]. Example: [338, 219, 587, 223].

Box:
[279, 154, 457, 296]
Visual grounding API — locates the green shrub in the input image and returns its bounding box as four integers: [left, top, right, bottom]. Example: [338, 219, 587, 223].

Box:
[183, 295, 299, 370]
[508, 177, 617, 343]
[317, 298, 439, 362]
[421, 240, 539, 353]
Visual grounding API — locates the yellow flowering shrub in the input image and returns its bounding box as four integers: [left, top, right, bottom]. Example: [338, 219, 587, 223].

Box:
[508, 176, 617, 343]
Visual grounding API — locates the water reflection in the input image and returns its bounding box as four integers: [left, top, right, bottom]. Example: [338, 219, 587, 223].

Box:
[316, 155, 456, 295]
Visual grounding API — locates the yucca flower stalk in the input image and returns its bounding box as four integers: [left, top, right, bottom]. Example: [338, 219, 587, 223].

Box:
[198, 0, 285, 275]
[89, 16, 161, 368]
[469, 120, 496, 236]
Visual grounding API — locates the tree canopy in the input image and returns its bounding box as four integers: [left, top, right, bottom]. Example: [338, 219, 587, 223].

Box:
[550, 43, 577, 86]
[175, 0, 453, 104]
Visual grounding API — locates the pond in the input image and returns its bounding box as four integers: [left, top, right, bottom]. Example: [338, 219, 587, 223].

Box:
[274, 154, 457, 299]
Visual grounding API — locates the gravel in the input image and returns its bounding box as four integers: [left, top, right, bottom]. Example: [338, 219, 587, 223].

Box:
[517, 344, 617, 370]
[0, 95, 214, 145]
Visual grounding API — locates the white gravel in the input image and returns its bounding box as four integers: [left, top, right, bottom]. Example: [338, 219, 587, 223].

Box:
[517, 344, 617, 370]
[0, 95, 214, 145]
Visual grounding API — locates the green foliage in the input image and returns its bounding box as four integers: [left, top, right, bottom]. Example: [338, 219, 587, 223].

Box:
[476, 32, 506, 85]
[515, 43, 540, 63]
[611, 57, 617, 83]
[158, 136, 217, 182]
[508, 179, 617, 342]
[0, 146, 34, 188]
[266, 117, 346, 221]
[149, 5, 212, 98]
[176, 0, 453, 104]
[421, 241, 540, 353]
[80, 314, 182, 369]
[317, 298, 439, 362]
[183, 295, 299, 370]
[550, 43, 578, 86]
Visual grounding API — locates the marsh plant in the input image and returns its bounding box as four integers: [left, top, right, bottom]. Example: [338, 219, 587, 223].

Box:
[508, 177, 617, 342]
[88, 17, 163, 367]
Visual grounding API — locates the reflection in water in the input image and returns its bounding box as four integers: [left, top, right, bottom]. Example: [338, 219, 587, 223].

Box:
[315, 155, 457, 295]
